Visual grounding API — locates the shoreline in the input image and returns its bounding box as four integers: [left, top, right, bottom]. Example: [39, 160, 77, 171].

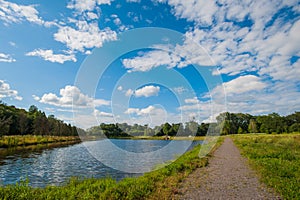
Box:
[0, 135, 81, 149]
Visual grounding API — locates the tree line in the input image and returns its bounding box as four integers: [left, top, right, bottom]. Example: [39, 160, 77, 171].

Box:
[0, 101, 85, 137]
[87, 111, 300, 137]
[1, 101, 299, 138]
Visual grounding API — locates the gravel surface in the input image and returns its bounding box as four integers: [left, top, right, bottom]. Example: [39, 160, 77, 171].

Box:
[176, 137, 281, 200]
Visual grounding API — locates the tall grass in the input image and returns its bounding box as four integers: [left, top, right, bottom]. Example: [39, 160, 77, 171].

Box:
[0, 135, 80, 148]
[0, 137, 223, 200]
[232, 134, 300, 199]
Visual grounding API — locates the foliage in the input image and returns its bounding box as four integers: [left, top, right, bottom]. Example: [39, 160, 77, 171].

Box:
[0, 138, 223, 200]
[100, 123, 131, 138]
[215, 111, 300, 135]
[232, 134, 300, 199]
[0, 102, 85, 137]
[86, 111, 300, 138]
[87, 121, 210, 138]
[2, 100, 300, 138]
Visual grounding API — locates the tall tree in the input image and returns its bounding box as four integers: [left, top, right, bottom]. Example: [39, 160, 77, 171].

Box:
[248, 118, 258, 133]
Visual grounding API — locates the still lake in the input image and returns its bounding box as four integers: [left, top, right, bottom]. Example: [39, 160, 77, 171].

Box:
[0, 139, 202, 187]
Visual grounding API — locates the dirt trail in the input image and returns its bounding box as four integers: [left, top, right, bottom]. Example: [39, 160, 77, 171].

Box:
[176, 137, 280, 200]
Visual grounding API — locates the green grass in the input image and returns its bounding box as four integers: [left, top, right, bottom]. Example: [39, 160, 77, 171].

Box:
[0, 135, 80, 148]
[0, 137, 223, 200]
[232, 133, 300, 199]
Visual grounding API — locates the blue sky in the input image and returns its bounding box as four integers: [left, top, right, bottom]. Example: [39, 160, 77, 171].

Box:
[0, 0, 299, 129]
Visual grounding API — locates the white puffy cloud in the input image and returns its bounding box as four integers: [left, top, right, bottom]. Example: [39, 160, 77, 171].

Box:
[0, 53, 15, 62]
[32, 95, 40, 101]
[0, 0, 44, 25]
[125, 89, 134, 97]
[67, 0, 112, 13]
[125, 105, 158, 116]
[124, 105, 168, 126]
[122, 50, 181, 72]
[148, 0, 299, 83]
[38, 85, 110, 108]
[178, 103, 200, 111]
[259, 55, 300, 82]
[54, 20, 117, 53]
[0, 80, 22, 101]
[134, 85, 160, 97]
[184, 97, 199, 104]
[117, 86, 123, 91]
[210, 75, 267, 98]
[94, 110, 114, 117]
[86, 12, 99, 20]
[178, 75, 268, 121]
[124, 85, 160, 98]
[223, 75, 267, 95]
[26, 49, 76, 64]
[167, 0, 218, 26]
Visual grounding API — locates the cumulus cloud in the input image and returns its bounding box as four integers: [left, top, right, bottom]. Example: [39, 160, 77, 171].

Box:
[32, 95, 40, 101]
[134, 85, 160, 97]
[94, 110, 114, 117]
[146, 0, 300, 84]
[54, 20, 117, 53]
[177, 75, 268, 121]
[0, 0, 47, 26]
[0, 53, 15, 62]
[125, 105, 167, 116]
[26, 49, 76, 64]
[86, 12, 99, 20]
[38, 85, 110, 108]
[124, 85, 160, 97]
[122, 33, 217, 72]
[184, 97, 199, 104]
[67, 0, 111, 13]
[122, 50, 181, 72]
[210, 75, 267, 98]
[259, 55, 300, 82]
[167, 0, 218, 26]
[0, 80, 22, 100]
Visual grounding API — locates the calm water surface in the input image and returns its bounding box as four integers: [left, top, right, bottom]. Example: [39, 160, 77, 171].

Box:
[0, 139, 202, 187]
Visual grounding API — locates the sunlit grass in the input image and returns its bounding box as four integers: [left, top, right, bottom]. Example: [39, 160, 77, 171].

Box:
[232, 133, 300, 199]
[0, 135, 80, 148]
[0, 137, 223, 200]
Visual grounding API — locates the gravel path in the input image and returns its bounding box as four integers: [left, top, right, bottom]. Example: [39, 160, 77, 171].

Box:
[176, 137, 281, 200]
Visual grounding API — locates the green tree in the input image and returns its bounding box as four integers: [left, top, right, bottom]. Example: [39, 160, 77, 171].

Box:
[197, 123, 209, 136]
[237, 127, 244, 134]
[185, 121, 199, 136]
[248, 118, 258, 133]
[289, 123, 300, 132]
[162, 122, 172, 136]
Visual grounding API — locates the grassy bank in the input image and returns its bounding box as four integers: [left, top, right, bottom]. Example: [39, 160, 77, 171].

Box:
[0, 135, 80, 148]
[0, 136, 223, 200]
[232, 133, 300, 199]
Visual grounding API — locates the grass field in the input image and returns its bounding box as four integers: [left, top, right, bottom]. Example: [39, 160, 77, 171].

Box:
[232, 133, 300, 199]
[0, 137, 222, 200]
